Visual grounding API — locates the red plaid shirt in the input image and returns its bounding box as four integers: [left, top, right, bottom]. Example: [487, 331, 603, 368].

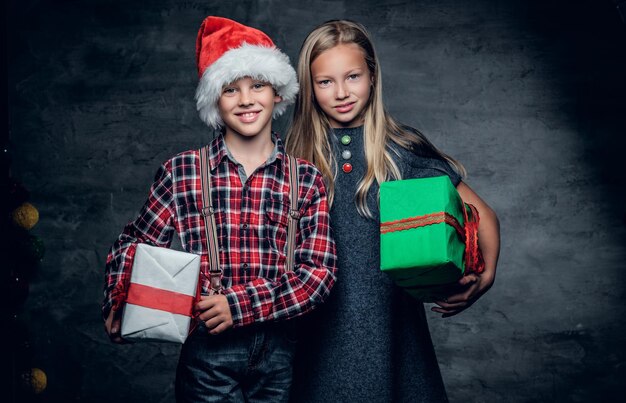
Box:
[103, 135, 337, 328]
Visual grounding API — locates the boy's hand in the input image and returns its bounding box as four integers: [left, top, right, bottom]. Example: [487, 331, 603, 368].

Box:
[105, 308, 128, 344]
[431, 271, 495, 318]
[196, 294, 234, 335]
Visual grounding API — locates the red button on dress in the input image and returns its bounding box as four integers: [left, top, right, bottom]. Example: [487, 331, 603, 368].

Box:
[342, 163, 353, 173]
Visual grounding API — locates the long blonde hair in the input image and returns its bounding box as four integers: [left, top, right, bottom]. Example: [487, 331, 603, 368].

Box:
[286, 19, 465, 218]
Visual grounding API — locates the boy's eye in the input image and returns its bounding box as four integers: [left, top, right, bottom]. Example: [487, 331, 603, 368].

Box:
[222, 87, 236, 95]
[317, 79, 332, 88]
[252, 82, 267, 90]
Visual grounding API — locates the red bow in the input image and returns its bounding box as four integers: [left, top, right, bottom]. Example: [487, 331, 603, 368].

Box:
[463, 203, 485, 274]
[110, 276, 130, 312]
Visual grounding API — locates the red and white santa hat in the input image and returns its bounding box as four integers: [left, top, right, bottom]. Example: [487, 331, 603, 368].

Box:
[195, 16, 299, 129]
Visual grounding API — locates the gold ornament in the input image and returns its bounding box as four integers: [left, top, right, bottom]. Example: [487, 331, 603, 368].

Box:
[21, 367, 47, 394]
[11, 202, 39, 230]
[31, 368, 47, 394]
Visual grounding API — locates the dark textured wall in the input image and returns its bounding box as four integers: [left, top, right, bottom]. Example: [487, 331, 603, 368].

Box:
[7, 0, 626, 402]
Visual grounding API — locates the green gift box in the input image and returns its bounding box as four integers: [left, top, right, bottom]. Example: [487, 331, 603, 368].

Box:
[380, 176, 476, 301]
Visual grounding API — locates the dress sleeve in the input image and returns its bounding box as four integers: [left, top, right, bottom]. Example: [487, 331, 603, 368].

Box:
[223, 167, 338, 328]
[408, 156, 462, 186]
[102, 164, 176, 320]
[396, 144, 462, 186]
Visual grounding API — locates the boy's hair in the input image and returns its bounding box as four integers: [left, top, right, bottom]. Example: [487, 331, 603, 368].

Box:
[286, 19, 465, 218]
[195, 16, 299, 129]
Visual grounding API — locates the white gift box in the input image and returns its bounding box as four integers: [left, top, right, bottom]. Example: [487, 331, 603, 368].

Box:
[121, 243, 201, 343]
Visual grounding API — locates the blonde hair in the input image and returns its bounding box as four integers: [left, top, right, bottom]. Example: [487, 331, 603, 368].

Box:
[286, 19, 465, 218]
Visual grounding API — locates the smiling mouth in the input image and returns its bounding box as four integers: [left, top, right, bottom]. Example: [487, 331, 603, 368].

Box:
[334, 102, 355, 113]
[235, 111, 261, 123]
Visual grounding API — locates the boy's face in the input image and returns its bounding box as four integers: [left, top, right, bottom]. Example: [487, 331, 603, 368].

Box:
[218, 77, 282, 139]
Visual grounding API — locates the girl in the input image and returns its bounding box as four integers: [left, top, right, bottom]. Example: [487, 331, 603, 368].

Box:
[285, 20, 500, 402]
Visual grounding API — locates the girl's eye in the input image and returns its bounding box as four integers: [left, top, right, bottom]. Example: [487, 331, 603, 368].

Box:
[317, 79, 332, 88]
[347, 74, 360, 81]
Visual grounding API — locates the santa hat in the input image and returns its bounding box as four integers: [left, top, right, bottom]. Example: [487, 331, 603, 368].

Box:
[195, 16, 299, 129]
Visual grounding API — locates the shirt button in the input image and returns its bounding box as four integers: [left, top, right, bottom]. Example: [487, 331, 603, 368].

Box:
[242, 223, 248, 229]
[342, 163, 353, 173]
[341, 135, 351, 145]
[341, 150, 352, 160]
[243, 263, 248, 269]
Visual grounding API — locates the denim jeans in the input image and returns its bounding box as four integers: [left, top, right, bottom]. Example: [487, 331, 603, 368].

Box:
[175, 321, 297, 403]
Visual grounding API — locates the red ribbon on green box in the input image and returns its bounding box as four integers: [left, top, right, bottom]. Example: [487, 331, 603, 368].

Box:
[379, 176, 484, 300]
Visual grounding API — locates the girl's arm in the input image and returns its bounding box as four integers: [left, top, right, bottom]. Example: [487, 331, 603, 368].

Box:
[431, 181, 501, 317]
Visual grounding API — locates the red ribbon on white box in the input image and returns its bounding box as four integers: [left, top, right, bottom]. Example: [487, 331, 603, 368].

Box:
[126, 283, 195, 317]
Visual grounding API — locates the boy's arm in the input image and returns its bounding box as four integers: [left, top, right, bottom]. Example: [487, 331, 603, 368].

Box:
[102, 164, 176, 322]
[222, 170, 337, 328]
[432, 180, 501, 317]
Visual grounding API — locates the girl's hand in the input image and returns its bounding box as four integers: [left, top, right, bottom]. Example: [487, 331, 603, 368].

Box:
[431, 271, 495, 317]
[432, 180, 500, 318]
[195, 294, 234, 335]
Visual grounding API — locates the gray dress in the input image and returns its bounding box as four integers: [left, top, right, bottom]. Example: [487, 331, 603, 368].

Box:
[290, 126, 461, 402]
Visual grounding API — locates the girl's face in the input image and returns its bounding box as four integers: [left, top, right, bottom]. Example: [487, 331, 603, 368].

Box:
[310, 43, 371, 128]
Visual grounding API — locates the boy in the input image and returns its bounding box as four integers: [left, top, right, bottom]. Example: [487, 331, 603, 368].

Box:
[102, 16, 337, 402]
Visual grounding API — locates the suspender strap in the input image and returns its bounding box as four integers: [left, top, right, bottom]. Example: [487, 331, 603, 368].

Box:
[199, 146, 223, 295]
[198, 148, 301, 293]
[286, 155, 300, 272]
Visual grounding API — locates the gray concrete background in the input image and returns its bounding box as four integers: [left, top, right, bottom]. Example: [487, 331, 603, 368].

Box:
[7, 0, 626, 402]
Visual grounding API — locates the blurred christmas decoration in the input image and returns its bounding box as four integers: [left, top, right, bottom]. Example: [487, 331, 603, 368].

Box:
[4, 180, 43, 311]
[11, 201, 39, 230]
[20, 367, 48, 394]
[4, 145, 48, 403]
[19, 234, 46, 263]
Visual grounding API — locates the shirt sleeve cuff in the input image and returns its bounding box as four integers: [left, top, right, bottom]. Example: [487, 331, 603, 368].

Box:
[223, 285, 255, 328]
